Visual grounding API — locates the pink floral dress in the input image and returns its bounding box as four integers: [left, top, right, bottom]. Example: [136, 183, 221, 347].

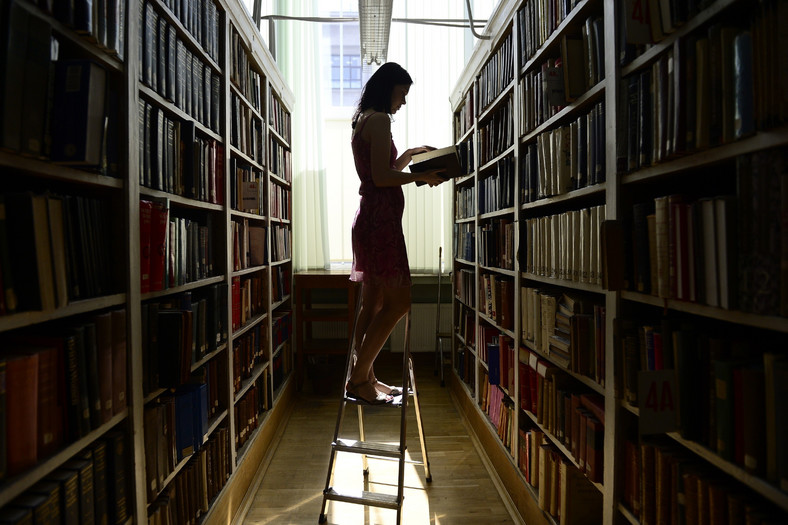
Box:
[349, 115, 411, 288]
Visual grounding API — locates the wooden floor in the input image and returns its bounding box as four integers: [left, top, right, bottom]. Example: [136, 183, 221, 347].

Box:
[239, 351, 518, 525]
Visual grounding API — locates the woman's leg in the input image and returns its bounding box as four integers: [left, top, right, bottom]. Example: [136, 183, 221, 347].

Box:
[347, 284, 411, 402]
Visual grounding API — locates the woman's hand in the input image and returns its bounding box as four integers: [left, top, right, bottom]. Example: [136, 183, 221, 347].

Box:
[417, 168, 448, 187]
[408, 145, 437, 156]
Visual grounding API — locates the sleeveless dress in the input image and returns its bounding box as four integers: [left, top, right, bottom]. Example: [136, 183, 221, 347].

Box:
[349, 114, 411, 288]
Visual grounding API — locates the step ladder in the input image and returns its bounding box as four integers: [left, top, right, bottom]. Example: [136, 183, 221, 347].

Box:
[318, 295, 432, 524]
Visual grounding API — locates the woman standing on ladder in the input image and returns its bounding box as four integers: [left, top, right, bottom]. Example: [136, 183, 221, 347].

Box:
[346, 62, 446, 405]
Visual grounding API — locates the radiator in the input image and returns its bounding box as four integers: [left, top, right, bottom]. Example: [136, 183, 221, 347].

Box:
[390, 303, 452, 353]
[307, 303, 452, 353]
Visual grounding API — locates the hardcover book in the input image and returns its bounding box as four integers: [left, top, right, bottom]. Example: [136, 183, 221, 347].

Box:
[410, 145, 463, 186]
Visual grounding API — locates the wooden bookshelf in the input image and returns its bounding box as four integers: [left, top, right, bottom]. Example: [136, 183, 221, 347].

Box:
[0, 0, 294, 523]
[450, 0, 788, 523]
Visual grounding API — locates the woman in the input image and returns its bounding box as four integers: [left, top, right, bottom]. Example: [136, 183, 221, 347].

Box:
[346, 62, 447, 405]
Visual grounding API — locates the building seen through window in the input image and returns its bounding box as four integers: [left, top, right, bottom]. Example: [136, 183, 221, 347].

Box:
[323, 11, 371, 107]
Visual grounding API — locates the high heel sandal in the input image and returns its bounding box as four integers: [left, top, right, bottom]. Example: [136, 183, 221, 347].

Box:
[346, 380, 392, 405]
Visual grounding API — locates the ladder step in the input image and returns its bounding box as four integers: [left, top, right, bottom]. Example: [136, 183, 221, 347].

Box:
[333, 438, 403, 458]
[323, 487, 401, 510]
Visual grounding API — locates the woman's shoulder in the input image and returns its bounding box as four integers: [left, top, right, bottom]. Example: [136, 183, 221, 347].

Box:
[354, 111, 390, 141]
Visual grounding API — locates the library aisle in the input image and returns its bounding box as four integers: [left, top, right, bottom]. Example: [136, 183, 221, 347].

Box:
[240, 352, 518, 524]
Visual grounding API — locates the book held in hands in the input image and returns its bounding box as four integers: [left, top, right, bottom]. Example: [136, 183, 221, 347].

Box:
[410, 145, 463, 186]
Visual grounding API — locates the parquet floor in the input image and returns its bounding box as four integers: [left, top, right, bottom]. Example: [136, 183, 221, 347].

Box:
[239, 351, 517, 525]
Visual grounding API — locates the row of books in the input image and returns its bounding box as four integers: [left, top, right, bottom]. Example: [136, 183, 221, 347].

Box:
[139, 200, 218, 294]
[270, 181, 290, 221]
[269, 93, 292, 144]
[455, 344, 476, 387]
[456, 305, 475, 348]
[232, 325, 268, 395]
[142, 295, 224, 391]
[522, 204, 606, 285]
[622, 30, 753, 173]
[478, 96, 514, 167]
[623, 436, 787, 525]
[454, 268, 476, 309]
[628, 149, 786, 317]
[139, 100, 224, 203]
[521, 356, 605, 483]
[521, 18, 604, 126]
[272, 310, 292, 350]
[478, 32, 514, 113]
[520, 102, 606, 203]
[155, 0, 221, 63]
[0, 432, 129, 525]
[1, 308, 127, 477]
[479, 274, 515, 332]
[621, 319, 788, 488]
[229, 159, 264, 214]
[141, 286, 228, 395]
[454, 184, 475, 220]
[272, 266, 291, 305]
[231, 93, 265, 164]
[231, 274, 266, 333]
[232, 219, 266, 271]
[1, 5, 119, 171]
[521, 290, 605, 385]
[516, 0, 583, 65]
[518, 428, 602, 524]
[230, 25, 263, 113]
[0, 192, 118, 316]
[453, 222, 474, 263]
[483, 332, 516, 396]
[271, 339, 291, 392]
[143, 383, 210, 501]
[270, 223, 291, 262]
[478, 217, 515, 270]
[147, 426, 229, 525]
[234, 379, 268, 451]
[457, 138, 475, 175]
[269, 138, 292, 183]
[32, 0, 126, 59]
[478, 155, 516, 214]
[453, 90, 474, 140]
[480, 373, 515, 450]
[141, 2, 220, 132]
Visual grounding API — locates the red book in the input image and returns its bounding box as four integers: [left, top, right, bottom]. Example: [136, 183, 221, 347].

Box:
[139, 200, 153, 294]
[149, 201, 169, 292]
[586, 415, 604, 483]
[519, 359, 530, 411]
[111, 308, 127, 415]
[6, 351, 39, 474]
[232, 276, 241, 331]
[94, 312, 114, 423]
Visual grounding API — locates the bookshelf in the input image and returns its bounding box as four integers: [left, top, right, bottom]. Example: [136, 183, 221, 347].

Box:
[450, 0, 788, 524]
[0, 0, 294, 524]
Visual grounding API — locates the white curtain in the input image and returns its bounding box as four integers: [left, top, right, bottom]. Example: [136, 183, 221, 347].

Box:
[263, 0, 492, 273]
[273, 0, 330, 270]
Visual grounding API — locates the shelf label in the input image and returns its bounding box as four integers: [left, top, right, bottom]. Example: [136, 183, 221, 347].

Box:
[243, 181, 260, 210]
[638, 370, 677, 435]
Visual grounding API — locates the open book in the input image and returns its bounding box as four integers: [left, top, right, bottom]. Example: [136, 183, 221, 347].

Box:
[410, 145, 463, 186]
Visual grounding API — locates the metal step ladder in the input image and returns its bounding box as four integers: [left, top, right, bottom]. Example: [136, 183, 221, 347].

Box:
[318, 295, 432, 524]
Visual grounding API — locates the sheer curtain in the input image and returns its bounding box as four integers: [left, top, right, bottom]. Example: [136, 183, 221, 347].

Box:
[271, 0, 330, 270]
[262, 0, 492, 273]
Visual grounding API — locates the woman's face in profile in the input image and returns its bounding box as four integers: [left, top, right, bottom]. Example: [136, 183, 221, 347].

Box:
[390, 84, 410, 114]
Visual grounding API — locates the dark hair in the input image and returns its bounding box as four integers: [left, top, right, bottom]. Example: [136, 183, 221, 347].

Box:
[351, 62, 413, 128]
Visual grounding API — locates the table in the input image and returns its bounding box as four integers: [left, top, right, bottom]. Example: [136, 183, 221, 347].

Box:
[294, 270, 359, 390]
